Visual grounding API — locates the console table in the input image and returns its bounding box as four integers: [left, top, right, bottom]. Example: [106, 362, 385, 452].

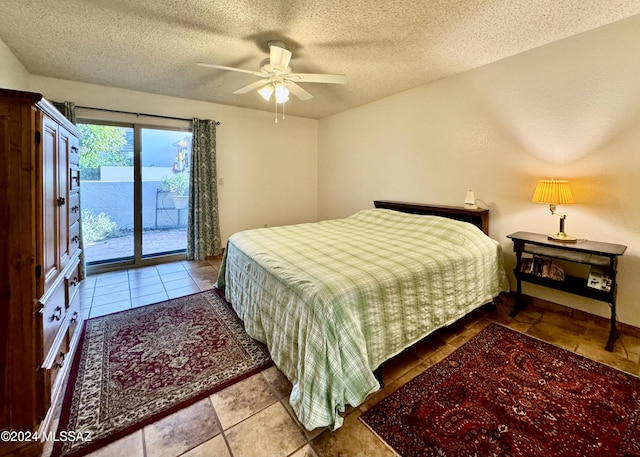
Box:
[507, 231, 627, 351]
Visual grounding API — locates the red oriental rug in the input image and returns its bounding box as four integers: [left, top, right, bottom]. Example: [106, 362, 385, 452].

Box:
[52, 289, 272, 457]
[361, 323, 640, 457]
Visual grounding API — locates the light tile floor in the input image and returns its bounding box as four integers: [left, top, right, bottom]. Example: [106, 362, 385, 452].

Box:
[48, 259, 640, 457]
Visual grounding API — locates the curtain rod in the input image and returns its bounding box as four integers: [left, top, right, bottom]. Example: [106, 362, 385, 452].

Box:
[75, 105, 220, 125]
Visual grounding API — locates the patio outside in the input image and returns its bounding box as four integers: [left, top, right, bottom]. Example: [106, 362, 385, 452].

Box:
[79, 124, 192, 265]
[84, 227, 187, 264]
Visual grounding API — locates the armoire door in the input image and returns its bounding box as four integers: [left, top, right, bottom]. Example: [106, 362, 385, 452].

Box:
[58, 125, 71, 269]
[41, 115, 60, 290]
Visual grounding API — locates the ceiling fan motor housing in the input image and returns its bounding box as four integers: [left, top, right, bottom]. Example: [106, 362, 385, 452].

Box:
[260, 58, 292, 75]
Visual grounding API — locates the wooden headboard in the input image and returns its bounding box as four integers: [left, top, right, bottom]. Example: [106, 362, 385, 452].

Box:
[373, 200, 490, 235]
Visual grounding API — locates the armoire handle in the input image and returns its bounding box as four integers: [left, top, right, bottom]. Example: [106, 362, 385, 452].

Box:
[54, 351, 65, 369]
[51, 306, 62, 321]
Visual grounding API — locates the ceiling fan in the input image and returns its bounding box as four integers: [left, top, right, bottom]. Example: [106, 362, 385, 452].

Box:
[198, 41, 347, 120]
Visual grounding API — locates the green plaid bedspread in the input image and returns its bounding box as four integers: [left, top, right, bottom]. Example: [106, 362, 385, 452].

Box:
[216, 209, 509, 431]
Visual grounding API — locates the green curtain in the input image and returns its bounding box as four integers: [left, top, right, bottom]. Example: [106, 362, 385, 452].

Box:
[52, 101, 77, 124]
[53, 100, 86, 280]
[187, 119, 223, 260]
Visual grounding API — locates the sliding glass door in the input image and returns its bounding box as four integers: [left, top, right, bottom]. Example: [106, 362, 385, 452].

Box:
[78, 123, 134, 265]
[141, 128, 192, 258]
[78, 121, 192, 273]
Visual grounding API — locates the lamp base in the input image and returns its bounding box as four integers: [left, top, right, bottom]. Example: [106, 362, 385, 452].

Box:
[548, 232, 577, 242]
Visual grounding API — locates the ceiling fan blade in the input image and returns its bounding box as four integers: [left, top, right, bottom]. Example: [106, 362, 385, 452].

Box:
[287, 73, 347, 84]
[197, 63, 265, 77]
[286, 82, 313, 101]
[233, 79, 270, 94]
[269, 45, 292, 72]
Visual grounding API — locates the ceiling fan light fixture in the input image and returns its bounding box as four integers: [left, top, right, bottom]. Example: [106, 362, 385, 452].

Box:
[258, 84, 274, 101]
[274, 83, 289, 103]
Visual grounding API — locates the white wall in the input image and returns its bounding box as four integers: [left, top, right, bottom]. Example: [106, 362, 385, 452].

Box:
[0, 39, 30, 90]
[318, 15, 640, 326]
[26, 76, 318, 242]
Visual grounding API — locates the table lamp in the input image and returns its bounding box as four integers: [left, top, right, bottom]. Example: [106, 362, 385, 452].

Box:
[532, 179, 576, 241]
[464, 190, 477, 209]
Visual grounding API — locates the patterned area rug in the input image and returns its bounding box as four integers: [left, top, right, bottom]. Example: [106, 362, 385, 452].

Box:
[361, 323, 640, 457]
[53, 289, 272, 457]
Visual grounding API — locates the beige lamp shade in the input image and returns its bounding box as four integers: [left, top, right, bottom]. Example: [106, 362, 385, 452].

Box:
[532, 179, 574, 205]
[464, 190, 477, 209]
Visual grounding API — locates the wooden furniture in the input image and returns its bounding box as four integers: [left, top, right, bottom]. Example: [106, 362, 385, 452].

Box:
[1, 89, 83, 457]
[373, 200, 490, 235]
[507, 231, 627, 351]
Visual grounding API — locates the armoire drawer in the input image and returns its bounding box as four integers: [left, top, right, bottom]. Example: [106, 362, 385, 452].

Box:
[69, 221, 80, 257]
[70, 167, 80, 190]
[69, 143, 79, 166]
[65, 261, 80, 307]
[44, 339, 68, 402]
[69, 191, 80, 225]
[67, 291, 81, 338]
[47, 294, 81, 404]
[40, 279, 66, 359]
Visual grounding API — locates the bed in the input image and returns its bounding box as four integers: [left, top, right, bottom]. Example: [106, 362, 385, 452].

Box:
[215, 201, 509, 431]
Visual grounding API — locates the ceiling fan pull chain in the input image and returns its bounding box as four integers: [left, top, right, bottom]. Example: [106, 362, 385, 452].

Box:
[274, 97, 278, 123]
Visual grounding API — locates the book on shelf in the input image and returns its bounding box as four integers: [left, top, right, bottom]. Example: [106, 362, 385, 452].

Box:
[519, 253, 534, 275]
[519, 254, 565, 281]
[587, 266, 612, 291]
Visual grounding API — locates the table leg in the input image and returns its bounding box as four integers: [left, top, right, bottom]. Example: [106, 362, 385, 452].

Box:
[605, 301, 619, 352]
[509, 276, 526, 317]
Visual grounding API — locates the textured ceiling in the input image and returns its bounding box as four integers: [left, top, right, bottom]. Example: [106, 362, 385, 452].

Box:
[1, 1, 640, 119]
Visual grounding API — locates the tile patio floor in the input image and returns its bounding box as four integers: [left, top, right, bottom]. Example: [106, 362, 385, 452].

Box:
[84, 228, 187, 264]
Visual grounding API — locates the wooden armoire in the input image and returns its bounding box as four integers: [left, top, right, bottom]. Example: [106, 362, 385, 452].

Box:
[1, 89, 84, 456]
